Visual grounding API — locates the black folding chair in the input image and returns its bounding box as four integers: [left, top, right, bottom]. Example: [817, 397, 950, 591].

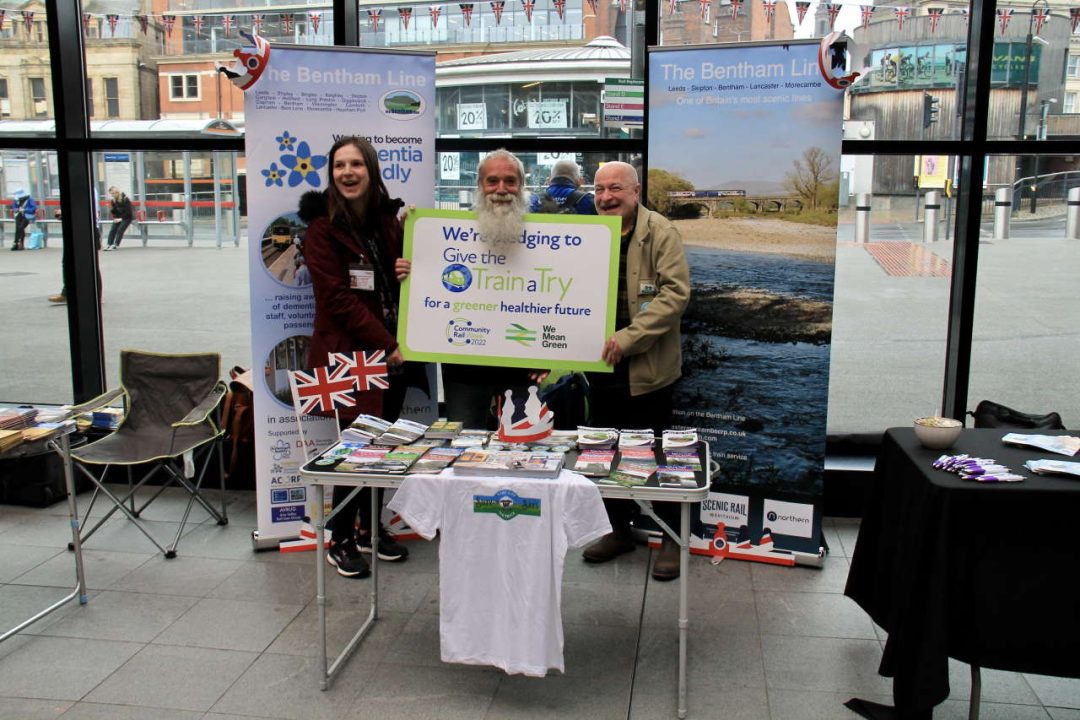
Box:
[70, 350, 229, 558]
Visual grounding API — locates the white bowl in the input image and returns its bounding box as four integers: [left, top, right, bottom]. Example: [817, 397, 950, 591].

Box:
[913, 417, 963, 449]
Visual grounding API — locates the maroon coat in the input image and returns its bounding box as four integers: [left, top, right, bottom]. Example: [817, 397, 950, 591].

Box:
[299, 191, 403, 420]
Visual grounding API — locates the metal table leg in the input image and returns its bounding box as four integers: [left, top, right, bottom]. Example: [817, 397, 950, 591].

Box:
[678, 502, 689, 719]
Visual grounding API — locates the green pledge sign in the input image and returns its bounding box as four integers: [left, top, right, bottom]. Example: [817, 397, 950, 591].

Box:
[399, 209, 620, 371]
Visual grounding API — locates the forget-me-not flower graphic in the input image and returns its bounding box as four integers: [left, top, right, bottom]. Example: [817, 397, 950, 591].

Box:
[280, 142, 327, 188]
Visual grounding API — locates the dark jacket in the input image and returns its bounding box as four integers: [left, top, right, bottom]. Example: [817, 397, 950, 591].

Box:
[297, 190, 404, 419]
[110, 193, 134, 221]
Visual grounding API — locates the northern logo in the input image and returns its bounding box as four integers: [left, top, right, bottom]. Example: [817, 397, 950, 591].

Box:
[505, 323, 536, 346]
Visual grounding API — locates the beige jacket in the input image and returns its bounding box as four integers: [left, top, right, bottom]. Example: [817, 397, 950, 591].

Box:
[612, 203, 691, 396]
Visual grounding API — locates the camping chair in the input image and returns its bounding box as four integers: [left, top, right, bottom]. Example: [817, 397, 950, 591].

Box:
[69, 350, 229, 558]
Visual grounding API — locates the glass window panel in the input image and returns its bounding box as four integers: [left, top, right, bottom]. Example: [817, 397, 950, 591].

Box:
[827, 153, 951, 434]
[968, 153, 1080, 420]
[0, 149, 71, 402]
[92, 150, 251, 387]
[0, 77, 10, 117]
[104, 77, 120, 118]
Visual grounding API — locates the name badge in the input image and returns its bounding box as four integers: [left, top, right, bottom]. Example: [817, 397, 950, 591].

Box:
[639, 280, 657, 296]
[349, 263, 375, 291]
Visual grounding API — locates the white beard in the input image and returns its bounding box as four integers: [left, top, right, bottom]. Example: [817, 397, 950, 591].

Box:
[476, 191, 527, 246]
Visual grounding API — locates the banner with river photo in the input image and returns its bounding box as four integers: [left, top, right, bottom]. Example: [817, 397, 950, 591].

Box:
[648, 40, 844, 562]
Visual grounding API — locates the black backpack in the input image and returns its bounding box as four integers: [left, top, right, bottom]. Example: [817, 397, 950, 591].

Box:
[537, 188, 587, 215]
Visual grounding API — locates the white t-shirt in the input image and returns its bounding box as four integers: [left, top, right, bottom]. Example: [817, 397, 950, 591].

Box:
[388, 469, 610, 676]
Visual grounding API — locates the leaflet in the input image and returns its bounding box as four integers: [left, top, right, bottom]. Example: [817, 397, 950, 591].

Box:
[1002, 433, 1080, 457]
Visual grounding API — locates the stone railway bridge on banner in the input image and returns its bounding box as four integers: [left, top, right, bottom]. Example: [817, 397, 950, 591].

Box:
[668, 190, 803, 216]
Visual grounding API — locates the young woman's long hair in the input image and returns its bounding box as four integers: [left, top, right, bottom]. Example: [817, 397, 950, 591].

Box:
[324, 136, 391, 231]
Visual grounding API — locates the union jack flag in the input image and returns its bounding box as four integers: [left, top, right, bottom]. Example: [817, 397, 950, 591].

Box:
[699, 0, 709, 20]
[222, 15, 234, 36]
[927, 7, 943, 33]
[281, 13, 294, 33]
[860, 4, 874, 29]
[107, 13, 119, 36]
[430, 5, 442, 28]
[399, 6, 413, 29]
[618, 0, 627, 12]
[996, 7, 1012, 34]
[252, 14, 264, 33]
[459, 3, 474, 25]
[729, 0, 741, 18]
[329, 351, 391, 392]
[309, 12, 322, 33]
[794, 1, 809, 24]
[192, 15, 204, 37]
[490, 0, 505, 24]
[136, 14, 149, 34]
[762, 0, 776, 23]
[553, 0, 566, 20]
[585, 0, 598, 16]
[369, 8, 382, 30]
[290, 364, 357, 415]
[163, 14, 176, 37]
[1032, 7, 1050, 35]
[1072, 7, 1080, 33]
[960, 7, 969, 24]
[522, 0, 535, 22]
[21, 10, 34, 35]
[894, 6, 910, 30]
[825, 2, 840, 29]
[667, 0, 678, 14]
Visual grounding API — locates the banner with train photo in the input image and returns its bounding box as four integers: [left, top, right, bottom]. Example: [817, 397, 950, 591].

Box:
[647, 39, 848, 565]
[239, 41, 436, 548]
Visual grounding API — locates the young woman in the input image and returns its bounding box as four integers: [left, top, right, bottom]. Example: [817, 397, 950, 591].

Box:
[297, 136, 412, 579]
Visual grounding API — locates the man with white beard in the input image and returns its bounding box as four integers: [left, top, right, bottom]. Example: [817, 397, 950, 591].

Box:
[441, 149, 537, 428]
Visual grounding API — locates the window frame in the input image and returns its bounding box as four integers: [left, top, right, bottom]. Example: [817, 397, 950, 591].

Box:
[167, 72, 201, 102]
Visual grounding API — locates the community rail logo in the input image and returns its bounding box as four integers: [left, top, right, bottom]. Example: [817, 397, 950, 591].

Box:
[441, 264, 472, 292]
[446, 318, 490, 346]
[380, 89, 424, 120]
[505, 323, 536, 346]
[474, 489, 541, 521]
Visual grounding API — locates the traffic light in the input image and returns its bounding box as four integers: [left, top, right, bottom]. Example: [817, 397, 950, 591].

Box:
[922, 91, 940, 129]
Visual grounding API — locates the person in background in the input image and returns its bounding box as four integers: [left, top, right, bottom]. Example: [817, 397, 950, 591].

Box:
[297, 136, 414, 579]
[10, 189, 36, 251]
[48, 207, 102, 304]
[103, 186, 133, 251]
[529, 159, 597, 216]
[580, 161, 691, 581]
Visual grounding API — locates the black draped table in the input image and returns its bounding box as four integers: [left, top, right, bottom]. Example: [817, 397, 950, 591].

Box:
[845, 427, 1080, 718]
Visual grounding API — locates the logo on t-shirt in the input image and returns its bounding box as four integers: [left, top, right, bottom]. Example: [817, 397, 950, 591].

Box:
[474, 489, 541, 521]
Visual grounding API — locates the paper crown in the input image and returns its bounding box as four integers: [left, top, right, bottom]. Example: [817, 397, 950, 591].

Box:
[496, 386, 554, 443]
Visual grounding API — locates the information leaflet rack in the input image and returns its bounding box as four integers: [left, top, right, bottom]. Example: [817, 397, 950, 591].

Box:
[300, 439, 711, 720]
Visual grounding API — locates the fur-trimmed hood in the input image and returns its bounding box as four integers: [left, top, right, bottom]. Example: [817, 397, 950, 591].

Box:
[297, 190, 405, 224]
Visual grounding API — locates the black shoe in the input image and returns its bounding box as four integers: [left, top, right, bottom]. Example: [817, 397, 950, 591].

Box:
[326, 542, 370, 578]
[583, 532, 635, 563]
[357, 529, 409, 562]
[10, 245, 22, 251]
[651, 536, 680, 581]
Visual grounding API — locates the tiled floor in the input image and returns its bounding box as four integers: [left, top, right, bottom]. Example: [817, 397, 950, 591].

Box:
[2, 487, 1080, 719]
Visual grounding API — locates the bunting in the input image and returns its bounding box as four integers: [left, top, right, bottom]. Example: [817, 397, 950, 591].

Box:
[586, 0, 598, 16]
[399, 6, 412, 29]
[430, 5, 441, 28]
[107, 13, 120, 36]
[668, 0, 678, 14]
[699, 0, 709, 20]
[21, 10, 33, 35]
[618, 0, 627, 12]
[860, 4, 875, 29]
[927, 7, 942, 33]
[0, 10, 5, 32]
[163, 13, 176, 37]
[763, 0, 776, 23]
[192, 15, 204, 37]
[281, 13, 294, 33]
[523, 0, 535, 22]
[996, 7, 1012, 34]
[490, 0, 504, 24]
[222, 14, 234, 36]
[252, 14, 264, 33]
[825, 2, 840, 28]
[136, 14, 148, 34]
[1071, 7, 1080, 33]
[553, 0, 566, 20]
[82, 12, 91, 34]
[309, 12, 321, 33]
[730, 0, 741, 18]
[794, 1, 809, 24]
[894, 6, 909, 29]
[1032, 7, 1050, 35]
[369, 8, 383, 30]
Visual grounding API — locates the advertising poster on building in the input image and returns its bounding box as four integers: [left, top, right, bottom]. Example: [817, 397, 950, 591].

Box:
[648, 40, 844, 561]
[244, 43, 435, 547]
[399, 209, 620, 371]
